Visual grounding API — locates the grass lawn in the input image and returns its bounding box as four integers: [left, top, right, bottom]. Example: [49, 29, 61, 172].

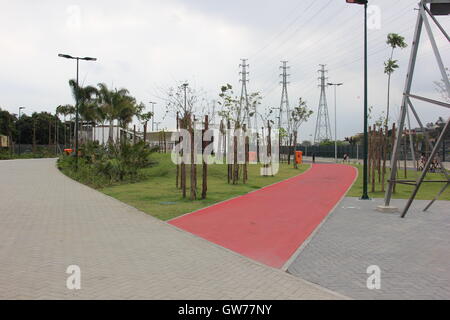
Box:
[101, 153, 311, 221]
[346, 164, 450, 201]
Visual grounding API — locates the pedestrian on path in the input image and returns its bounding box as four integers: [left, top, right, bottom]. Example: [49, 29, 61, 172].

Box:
[343, 153, 349, 163]
[312, 153, 316, 163]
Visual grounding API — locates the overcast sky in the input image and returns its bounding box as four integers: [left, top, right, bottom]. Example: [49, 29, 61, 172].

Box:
[0, 0, 448, 141]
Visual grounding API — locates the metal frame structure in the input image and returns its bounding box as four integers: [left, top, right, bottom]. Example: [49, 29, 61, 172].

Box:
[239, 59, 251, 128]
[278, 61, 291, 134]
[314, 64, 332, 145]
[382, 0, 450, 218]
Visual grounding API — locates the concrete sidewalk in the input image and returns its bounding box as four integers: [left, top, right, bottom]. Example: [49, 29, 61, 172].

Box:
[0, 159, 343, 300]
[288, 197, 450, 300]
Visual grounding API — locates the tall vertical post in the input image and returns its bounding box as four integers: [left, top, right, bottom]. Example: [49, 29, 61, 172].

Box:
[75, 58, 79, 169]
[328, 83, 343, 162]
[334, 85, 338, 162]
[361, 2, 370, 200]
[149, 102, 156, 132]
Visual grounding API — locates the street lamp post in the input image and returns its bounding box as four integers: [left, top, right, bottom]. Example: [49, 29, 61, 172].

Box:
[58, 54, 97, 170]
[149, 102, 157, 131]
[18, 107, 25, 155]
[346, 0, 370, 200]
[328, 82, 343, 163]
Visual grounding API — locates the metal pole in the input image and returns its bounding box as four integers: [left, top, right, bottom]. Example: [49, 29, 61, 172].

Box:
[334, 85, 337, 163]
[361, 2, 370, 200]
[18, 108, 22, 155]
[149, 102, 156, 132]
[75, 58, 79, 170]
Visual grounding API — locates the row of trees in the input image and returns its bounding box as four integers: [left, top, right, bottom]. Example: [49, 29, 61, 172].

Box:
[0, 108, 65, 149]
[60, 81, 153, 145]
[165, 81, 313, 201]
[1, 81, 154, 155]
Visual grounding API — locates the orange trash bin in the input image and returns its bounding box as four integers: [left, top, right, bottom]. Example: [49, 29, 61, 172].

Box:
[295, 151, 303, 164]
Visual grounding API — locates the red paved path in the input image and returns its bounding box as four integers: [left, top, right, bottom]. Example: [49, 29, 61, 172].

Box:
[169, 164, 357, 268]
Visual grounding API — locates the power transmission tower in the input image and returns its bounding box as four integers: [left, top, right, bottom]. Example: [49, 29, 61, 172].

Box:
[380, 0, 450, 218]
[239, 59, 251, 128]
[314, 64, 332, 145]
[279, 61, 291, 133]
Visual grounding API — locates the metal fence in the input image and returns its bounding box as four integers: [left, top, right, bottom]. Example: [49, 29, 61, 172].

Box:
[281, 139, 450, 162]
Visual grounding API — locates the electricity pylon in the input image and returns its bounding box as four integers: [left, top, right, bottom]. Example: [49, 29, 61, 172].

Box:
[314, 64, 332, 145]
[239, 58, 251, 128]
[279, 61, 291, 134]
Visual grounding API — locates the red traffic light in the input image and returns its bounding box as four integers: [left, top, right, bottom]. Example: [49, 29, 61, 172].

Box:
[346, 0, 368, 4]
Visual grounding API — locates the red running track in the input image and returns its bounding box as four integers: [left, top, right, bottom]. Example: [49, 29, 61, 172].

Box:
[169, 164, 357, 269]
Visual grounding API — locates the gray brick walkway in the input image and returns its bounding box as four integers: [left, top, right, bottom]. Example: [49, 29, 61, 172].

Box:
[288, 197, 450, 300]
[0, 159, 342, 300]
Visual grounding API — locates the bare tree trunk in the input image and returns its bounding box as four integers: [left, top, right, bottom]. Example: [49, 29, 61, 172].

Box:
[227, 120, 232, 184]
[287, 133, 292, 165]
[267, 121, 272, 176]
[164, 130, 167, 153]
[181, 115, 186, 197]
[190, 117, 197, 200]
[391, 123, 397, 193]
[381, 125, 388, 192]
[233, 135, 238, 184]
[243, 124, 248, 184]
[256, 131, 260, 164]
[378, 127, 382, 184]
[202, 115, 209, 199]
[133, 125, 136, 145]
[175, 113, 179, 189]
[293, 130, 298, 169]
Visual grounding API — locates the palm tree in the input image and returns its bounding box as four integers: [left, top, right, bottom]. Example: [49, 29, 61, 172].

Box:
[385, 33, 407, 126]
[115, 94, 140, 144]
[139, 111, 154, 144]
[56, 105, 73, 148]
[68, 79, 98, 143]
[97, 83, 115, 143]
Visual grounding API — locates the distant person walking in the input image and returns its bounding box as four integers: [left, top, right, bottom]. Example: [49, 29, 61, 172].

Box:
[312, 153, 316, 163]
[343, 153, 349, 163]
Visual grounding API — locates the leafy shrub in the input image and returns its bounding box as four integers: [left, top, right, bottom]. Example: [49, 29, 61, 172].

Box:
[58, 141, 158, 188]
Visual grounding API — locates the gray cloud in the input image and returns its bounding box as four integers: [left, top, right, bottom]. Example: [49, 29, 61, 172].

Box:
[0, 0, 448, 140]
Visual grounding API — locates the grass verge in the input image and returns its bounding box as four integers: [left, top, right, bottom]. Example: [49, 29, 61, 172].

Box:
[101, 153, 310, 221]
[346, 164, 450, 201]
